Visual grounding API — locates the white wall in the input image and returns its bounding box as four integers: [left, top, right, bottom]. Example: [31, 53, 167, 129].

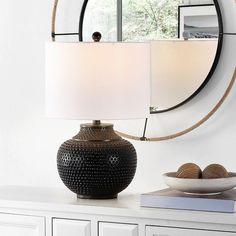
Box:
[0, 0, 235, 195]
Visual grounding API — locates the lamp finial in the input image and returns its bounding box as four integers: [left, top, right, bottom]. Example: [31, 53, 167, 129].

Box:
[92, 32, 102, 42]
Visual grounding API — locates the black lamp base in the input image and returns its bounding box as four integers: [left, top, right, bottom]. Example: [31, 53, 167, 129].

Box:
[57, 122, 137, 199]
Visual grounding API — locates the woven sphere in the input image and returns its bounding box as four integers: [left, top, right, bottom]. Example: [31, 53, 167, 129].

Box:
[176, 163, 202, 179]
[202, 164, 228, 179]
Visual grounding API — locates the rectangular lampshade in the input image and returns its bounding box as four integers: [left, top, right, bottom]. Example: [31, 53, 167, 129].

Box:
[45, 42, 150, 120]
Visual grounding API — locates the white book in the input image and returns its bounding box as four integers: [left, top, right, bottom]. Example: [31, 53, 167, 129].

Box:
[140, 188, 236, 213]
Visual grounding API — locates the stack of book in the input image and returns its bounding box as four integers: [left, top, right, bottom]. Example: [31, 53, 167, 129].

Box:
[140, 188, 236, 213]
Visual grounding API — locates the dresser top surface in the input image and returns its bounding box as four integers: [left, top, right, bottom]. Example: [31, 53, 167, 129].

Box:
[0, 186, 235, 225]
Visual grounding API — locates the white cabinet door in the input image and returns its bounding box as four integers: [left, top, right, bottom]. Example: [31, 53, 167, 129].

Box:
[146, 226, 236, 236]
[0, 213, 44, 236]
[99, 222, 138, 236]
[53, 218, 90, 236]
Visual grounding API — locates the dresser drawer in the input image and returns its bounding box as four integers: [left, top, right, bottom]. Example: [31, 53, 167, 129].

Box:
[99, 222, 138, 236]
[0, 213, 44, 236]
[53, 218, 90, 236]
[146, 226, 236, 236]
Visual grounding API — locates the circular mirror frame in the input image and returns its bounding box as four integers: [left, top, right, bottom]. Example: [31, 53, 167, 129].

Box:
[51, 0, 236, 141]
[78, 0, 224, 114]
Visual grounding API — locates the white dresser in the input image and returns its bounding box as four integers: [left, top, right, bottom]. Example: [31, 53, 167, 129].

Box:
[0, 186, 235, 236]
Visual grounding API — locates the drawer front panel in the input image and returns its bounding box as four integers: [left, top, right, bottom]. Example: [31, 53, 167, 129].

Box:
[53, 218, 90, 236]
[146, 226, 236, 236]
[0, 213, 44, 236]
[99, 222, 138, 236]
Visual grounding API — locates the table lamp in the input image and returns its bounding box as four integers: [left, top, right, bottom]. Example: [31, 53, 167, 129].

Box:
[45, 41, 150, 199]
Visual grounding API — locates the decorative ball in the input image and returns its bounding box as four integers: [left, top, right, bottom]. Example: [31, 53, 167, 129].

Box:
[202, 164, 228, 179]
[176, 163, 202, 179]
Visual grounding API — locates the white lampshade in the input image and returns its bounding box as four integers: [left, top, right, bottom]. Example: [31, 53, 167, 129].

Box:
[151, 40, 217, 110]
[45, 42, 150, 120]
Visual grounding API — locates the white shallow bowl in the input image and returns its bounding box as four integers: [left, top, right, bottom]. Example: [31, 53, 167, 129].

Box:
[163, 172, 236, 195]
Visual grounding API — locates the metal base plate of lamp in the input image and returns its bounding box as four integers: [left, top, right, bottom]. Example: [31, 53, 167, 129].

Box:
[57, 121, 137, 199]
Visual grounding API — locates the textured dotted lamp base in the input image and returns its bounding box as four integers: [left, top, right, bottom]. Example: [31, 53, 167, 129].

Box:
[57, 123, 137, 199]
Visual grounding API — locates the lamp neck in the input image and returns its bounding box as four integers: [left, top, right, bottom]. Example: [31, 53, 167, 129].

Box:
[93, 120, 101, 125]
[73, 122, 122, 142]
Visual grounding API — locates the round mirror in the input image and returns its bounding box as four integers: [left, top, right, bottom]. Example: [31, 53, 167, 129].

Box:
[80, 0, 223, 113]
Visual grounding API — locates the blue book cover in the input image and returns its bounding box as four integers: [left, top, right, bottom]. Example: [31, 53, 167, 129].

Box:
[140, 188, 236, 213]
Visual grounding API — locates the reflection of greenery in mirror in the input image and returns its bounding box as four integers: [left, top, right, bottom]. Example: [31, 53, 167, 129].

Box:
[123, 0, 182, 41]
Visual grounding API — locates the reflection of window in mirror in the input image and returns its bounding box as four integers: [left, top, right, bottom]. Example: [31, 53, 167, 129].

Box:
[84, 0, 184, 41]
[83, 0, 215, 42]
